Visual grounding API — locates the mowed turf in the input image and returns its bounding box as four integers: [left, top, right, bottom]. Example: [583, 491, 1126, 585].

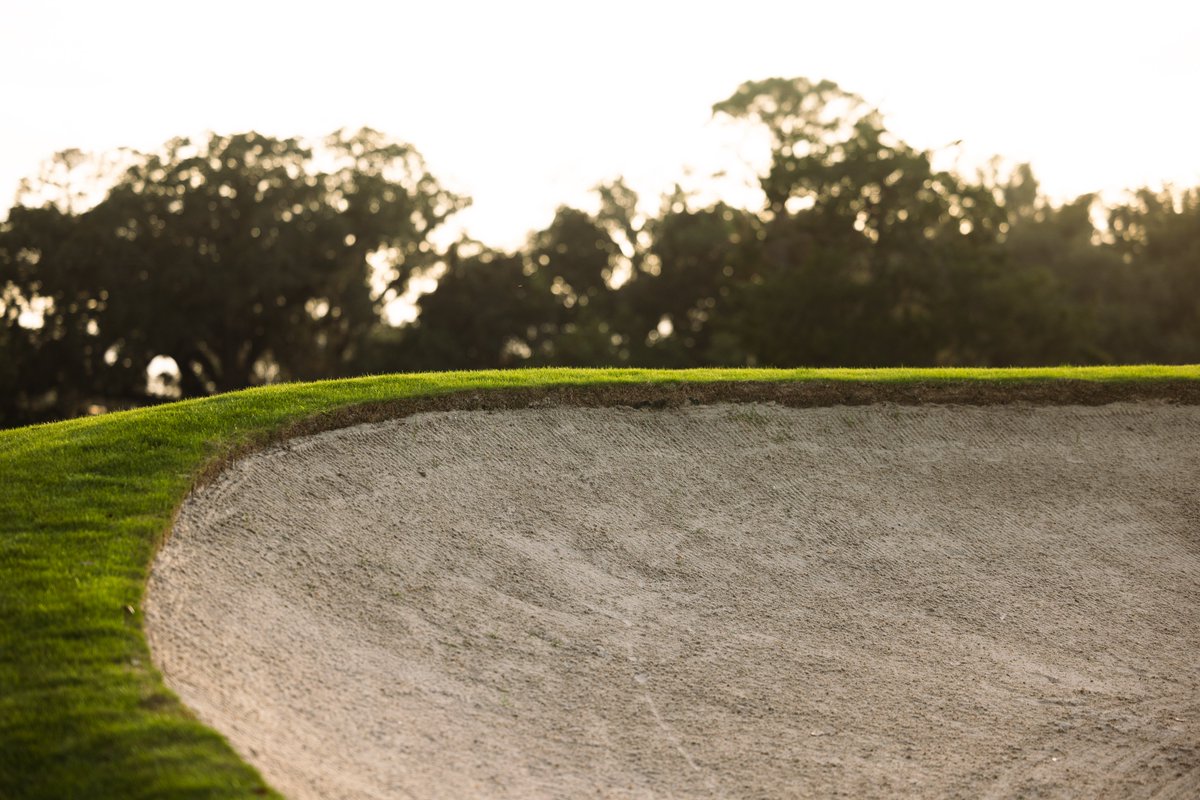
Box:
[2, 366, 1198, 799]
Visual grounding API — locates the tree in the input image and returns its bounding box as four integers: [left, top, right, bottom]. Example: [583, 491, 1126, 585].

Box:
[0, 202, 115, 420]
[383, 242, 553, 371]
[714, 77, 1064, 366]
[400, 180, 650, 370]
[620, 193, 762, 366]
[1104, 187, 1200, 362]
[0, 129, 465, 422]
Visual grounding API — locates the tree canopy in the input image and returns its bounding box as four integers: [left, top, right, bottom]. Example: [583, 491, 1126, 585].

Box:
[2, 129, 464, 420]
[2, 78, 1197, 427]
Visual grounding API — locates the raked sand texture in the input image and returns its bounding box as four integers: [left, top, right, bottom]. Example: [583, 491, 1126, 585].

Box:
[145, 403, 1200, 799]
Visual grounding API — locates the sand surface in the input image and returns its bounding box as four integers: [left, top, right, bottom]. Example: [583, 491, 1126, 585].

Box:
[145, 403, 1200, 798]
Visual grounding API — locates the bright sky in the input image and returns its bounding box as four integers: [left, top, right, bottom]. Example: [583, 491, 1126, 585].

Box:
[2, 0, 1198, 250]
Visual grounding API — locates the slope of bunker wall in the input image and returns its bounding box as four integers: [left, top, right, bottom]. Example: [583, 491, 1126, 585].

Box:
[146, 398, 1200, 799]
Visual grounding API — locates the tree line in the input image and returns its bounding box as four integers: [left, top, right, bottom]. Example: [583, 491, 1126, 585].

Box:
[2, 77, 1197, 426]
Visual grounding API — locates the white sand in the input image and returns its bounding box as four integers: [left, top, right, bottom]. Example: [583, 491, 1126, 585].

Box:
[145, 402, 1200, 798]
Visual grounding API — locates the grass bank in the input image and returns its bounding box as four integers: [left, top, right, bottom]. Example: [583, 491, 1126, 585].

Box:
[2, 366, 1198, 798]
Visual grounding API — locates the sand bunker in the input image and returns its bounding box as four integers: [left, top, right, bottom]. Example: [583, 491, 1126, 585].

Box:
[145, 402, 1200, 798]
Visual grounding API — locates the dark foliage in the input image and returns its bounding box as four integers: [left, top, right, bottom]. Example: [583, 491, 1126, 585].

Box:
[2, 78, 1197, 426]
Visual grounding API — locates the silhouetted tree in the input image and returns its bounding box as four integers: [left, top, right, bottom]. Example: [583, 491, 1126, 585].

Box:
[384, 244, 552, 370]
[1104, 187, 1200, 362]
[619, 194, 761, 366]
[401, 182, 648, 370]
[714, 77, 1069, 366]
[1, 129, 464, 422]
[4, 78, 1199, 428]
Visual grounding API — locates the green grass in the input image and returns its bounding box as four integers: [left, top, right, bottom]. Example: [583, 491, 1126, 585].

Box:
[2, 365, 1197, 798]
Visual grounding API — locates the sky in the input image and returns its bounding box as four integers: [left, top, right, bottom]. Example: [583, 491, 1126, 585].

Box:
[2, 0, 1198, 250]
